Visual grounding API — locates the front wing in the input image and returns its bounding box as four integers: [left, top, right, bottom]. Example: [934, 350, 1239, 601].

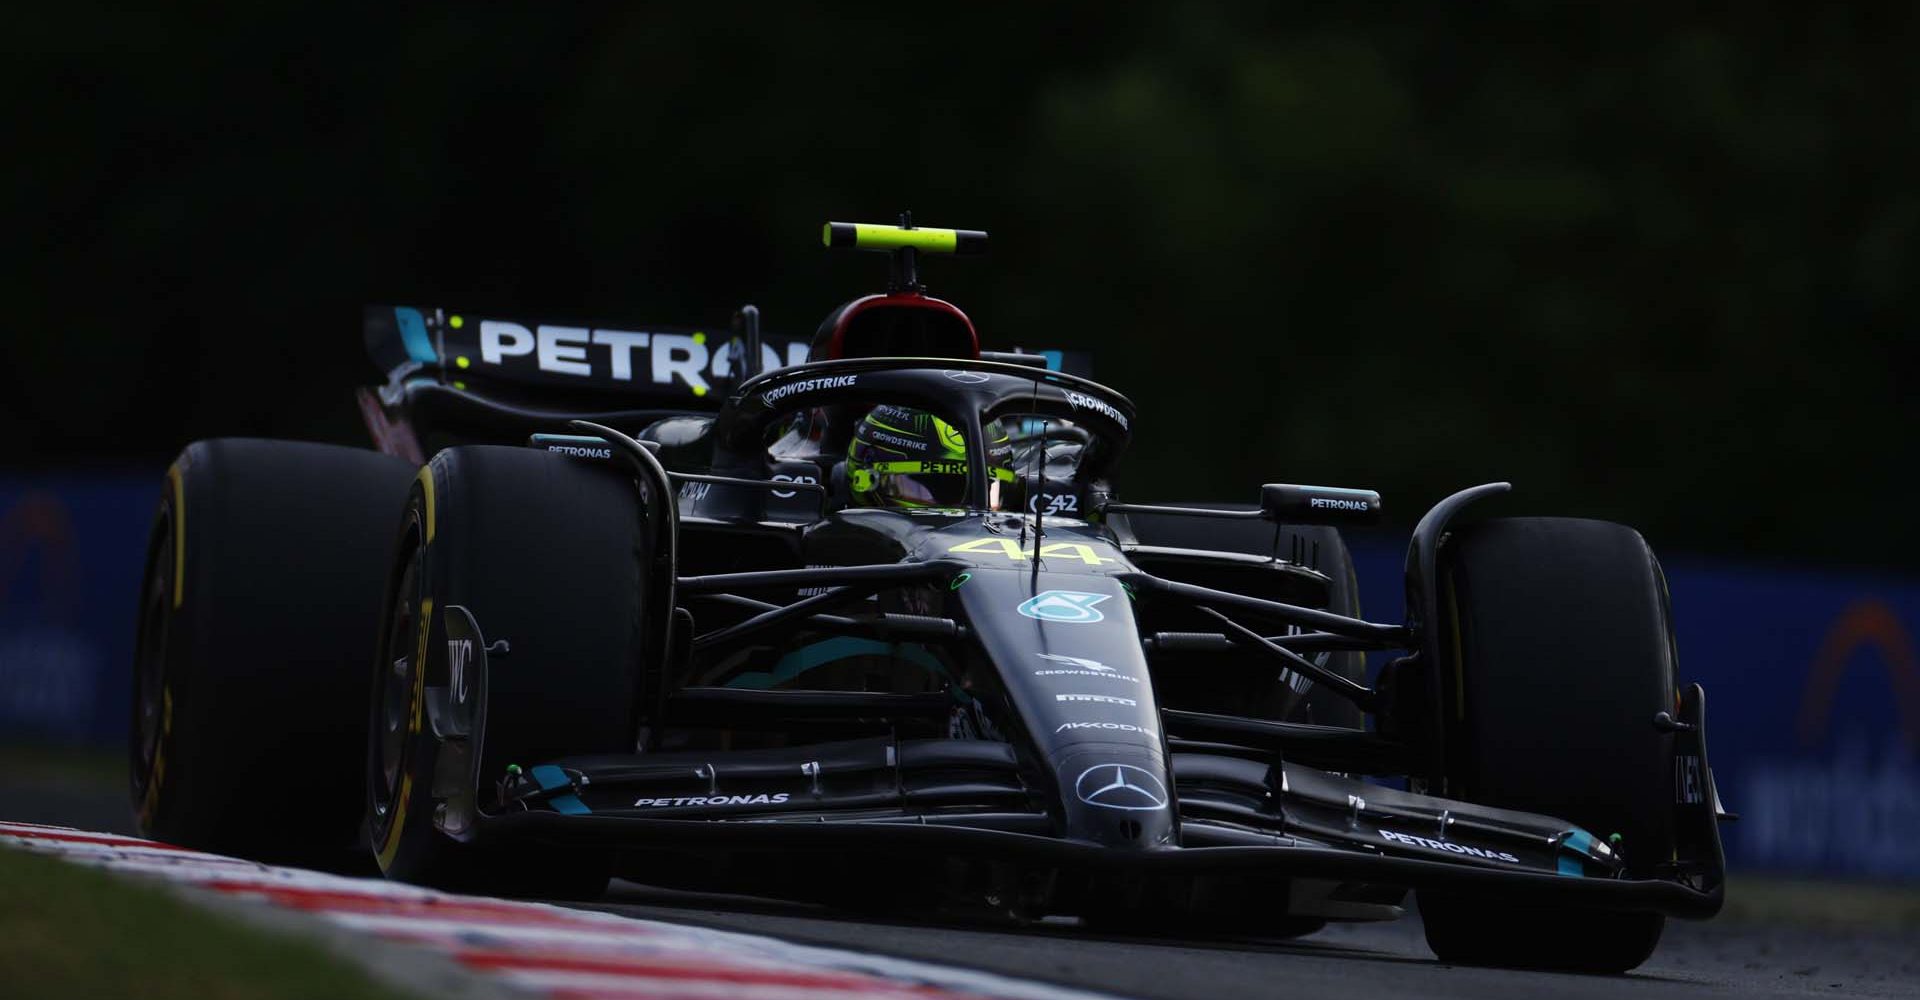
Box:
[459, 687, 1726, 918]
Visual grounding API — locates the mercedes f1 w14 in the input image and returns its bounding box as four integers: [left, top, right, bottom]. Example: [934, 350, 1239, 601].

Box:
[132, 219, 1729, 972]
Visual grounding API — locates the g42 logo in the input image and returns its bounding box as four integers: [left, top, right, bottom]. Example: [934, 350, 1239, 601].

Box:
[771, 473, 818, 499]
[447, 638, 474, 704]
[947, 537, 1114, 566]
[1028, 493, 1079, 516]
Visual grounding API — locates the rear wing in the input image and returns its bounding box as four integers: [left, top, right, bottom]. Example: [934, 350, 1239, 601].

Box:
[365, 305, 814, 405]
[361, 304, 1095, 462]
[365, 304, 1094, 405]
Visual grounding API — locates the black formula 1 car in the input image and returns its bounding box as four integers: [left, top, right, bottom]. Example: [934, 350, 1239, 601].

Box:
[132, 219, 1728, 973]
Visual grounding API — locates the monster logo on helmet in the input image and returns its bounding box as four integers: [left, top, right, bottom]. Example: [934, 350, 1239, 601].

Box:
[847, 405, 1016, 509]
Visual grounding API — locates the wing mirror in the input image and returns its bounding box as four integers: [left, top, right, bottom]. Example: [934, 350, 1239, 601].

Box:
[1259, 483, 1382, 525]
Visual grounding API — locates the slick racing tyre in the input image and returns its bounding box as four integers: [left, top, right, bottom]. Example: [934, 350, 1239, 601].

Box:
[1119, 510, 1366, 730]
[130, 439, 414, 867]
[1418, 517, 1676, 973]
[368, 446, 651, 898]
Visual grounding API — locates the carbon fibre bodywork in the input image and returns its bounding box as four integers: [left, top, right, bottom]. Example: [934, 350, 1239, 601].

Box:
[402, 356, 1728, 922]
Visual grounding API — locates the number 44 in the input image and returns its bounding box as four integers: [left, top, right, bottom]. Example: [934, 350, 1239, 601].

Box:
[947, 537, 1114, 566]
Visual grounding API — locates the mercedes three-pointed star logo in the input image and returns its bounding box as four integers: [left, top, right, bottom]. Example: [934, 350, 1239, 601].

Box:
[1074, 764, 1169, 811]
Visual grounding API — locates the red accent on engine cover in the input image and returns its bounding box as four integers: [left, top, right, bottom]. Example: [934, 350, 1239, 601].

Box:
[811, 292, 980, 362]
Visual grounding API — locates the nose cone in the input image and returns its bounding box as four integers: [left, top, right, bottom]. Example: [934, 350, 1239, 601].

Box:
[1055, 748, 1177, 849]
[947, 564, 1175, 848]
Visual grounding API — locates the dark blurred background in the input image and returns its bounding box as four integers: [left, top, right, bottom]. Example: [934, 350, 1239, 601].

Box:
[7, 5, 1916, 564]
[2, 6, 1915, 878]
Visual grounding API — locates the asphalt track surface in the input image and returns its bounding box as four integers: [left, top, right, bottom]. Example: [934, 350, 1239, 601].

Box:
[5, 773, 1915, 999]
[586, 880, 1920, 1000]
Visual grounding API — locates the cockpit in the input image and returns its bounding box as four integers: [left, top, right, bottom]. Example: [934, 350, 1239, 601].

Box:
[767, 402, 1095, 514]
[664, 358, 1135, 522]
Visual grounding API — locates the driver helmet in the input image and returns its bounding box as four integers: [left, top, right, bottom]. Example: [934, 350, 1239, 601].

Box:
[847, 404, 1016, 509]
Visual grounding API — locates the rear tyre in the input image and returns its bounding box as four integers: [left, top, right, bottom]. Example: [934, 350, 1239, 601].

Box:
[1417, 517, 1675, 973]
[367, 446, 651, 898]
[130, 439, 414, 867]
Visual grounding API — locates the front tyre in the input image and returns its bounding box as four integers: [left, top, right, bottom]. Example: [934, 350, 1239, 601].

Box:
[367, 446, 652, 898]
[1418, 517, 1676, 973]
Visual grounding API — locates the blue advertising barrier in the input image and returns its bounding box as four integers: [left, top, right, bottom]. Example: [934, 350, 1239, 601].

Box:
[1, 474, 158, 747]
[1654, 557, 1919, 881]
[2, 479, 1916, 880]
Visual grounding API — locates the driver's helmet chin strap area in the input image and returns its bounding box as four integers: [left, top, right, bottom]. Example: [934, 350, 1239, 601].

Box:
[845, 404, 1016, 509]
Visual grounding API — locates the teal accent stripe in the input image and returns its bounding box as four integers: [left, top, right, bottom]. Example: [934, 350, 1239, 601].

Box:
[1558, 828, 1594, 877]
[1040, 350, 1063, 371]
[531, 764, 587, 813]
[531, 434, 611, 448]
[394, 307, 437, 363]
[726, 637, 948, 690]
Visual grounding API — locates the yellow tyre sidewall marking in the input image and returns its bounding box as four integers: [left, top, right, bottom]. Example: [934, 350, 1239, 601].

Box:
[414, 465, 436, 545]
[377, 596, 432, 872]
[167, 462, 186, 609]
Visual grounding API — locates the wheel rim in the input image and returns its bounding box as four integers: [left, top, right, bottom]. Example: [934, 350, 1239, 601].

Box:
[371, 520, 424, 828]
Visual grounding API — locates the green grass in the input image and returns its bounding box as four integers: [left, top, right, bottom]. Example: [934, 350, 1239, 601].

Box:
[1723, 874, 1920, 929]
[0, 847, 409, 1000]
[0, 744, 127, 787]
